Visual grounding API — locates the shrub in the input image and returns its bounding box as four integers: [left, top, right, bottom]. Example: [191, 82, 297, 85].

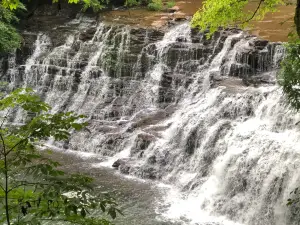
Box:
[166, 0, 175, 8]
[147, 0, 163, 11]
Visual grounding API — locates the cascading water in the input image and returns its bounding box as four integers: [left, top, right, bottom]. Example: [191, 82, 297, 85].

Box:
[1, 16, 300, 225]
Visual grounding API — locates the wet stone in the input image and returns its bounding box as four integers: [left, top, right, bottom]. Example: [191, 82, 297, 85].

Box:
[79, 27, 97, 42]
[112, 158, 128, 168]
[141, 166, 157, 180]
[147, 155, 156, 164]
[119, 164, 131, 174]
[252, 39, 269, 50]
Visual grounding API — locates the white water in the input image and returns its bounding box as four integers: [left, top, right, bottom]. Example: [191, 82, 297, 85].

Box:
[155, 86, 300, 225]
[1, 20, 299, 225]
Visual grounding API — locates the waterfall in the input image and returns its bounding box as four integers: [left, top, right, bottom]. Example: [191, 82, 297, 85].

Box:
[1, 19, 299, 225]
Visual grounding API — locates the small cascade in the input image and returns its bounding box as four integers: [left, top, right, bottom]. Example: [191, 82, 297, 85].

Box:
[1, 19, 299, 225]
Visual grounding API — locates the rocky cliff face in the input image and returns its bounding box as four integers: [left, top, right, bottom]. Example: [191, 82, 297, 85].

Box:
[2, 16, 282, 105]
[2, 15, 300, 225]
[1, 18, 283, 130]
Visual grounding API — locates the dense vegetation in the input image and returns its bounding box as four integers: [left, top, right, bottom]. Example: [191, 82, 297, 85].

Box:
[0, 5, 21, 53]
[0, 88, 121, 224]
[278, 37, 300, 110]
[0, 0, 176, 53]
[192, 0, 285, 36]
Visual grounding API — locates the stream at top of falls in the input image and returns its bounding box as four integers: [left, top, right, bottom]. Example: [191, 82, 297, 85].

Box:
[1, 16, 300, 225]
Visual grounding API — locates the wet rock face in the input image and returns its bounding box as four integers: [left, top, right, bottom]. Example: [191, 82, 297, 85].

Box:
[0, 18, 284, 150]
[79, 28, 97, 42]
[4, 21, 282, 119]
[0, 21, 284, 163]
[223, 39, 283, 85]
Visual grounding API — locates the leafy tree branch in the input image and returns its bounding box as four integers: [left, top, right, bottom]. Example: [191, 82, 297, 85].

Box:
[0, 88, 122, 224]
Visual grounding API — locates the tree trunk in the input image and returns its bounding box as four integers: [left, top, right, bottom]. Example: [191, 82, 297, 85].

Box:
[295, 0, 300, 37]
[4, 152, 10, 225]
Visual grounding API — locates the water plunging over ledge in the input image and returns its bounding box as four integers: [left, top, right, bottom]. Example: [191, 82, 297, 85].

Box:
[1, 17, 300, 225]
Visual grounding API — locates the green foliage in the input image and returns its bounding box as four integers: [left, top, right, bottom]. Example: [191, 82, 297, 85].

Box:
[0, 88, 121, 225]
[81, 0, 107, 12]
[0, 0, 105, 53]
[125, 0, 140, 7]
[1, 0, 106, 11]
[1, 0, 20, 10]
[191, 0, 284, 37]
[192, 0, 300, 110]
[278, 36, 300, 111]
[166, 0, 175, 9]
[147, 0, 163, 11]
[0, 5, 21, 53]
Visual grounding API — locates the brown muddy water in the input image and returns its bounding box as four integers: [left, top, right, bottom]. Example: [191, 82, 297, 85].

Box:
[101, 0, 295, 42]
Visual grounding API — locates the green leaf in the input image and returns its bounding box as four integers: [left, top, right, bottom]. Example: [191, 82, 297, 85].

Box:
[191, 0, 284, 37]
[72, 123, 83, 130]
[0, 58, 117, 225]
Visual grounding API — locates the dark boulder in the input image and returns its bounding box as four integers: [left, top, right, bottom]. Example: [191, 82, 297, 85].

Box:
[131, 133, 155, 155]
[147, 155, 156, 164]
[252, 39, 269, 50]
[79, 27, 97, 42]
[142, 166, 157, 179]
[185, 128, 198, 155]
[112, 158, 128, 168]
[112, 159, 131, 174]
[119, 164, 131, 174]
